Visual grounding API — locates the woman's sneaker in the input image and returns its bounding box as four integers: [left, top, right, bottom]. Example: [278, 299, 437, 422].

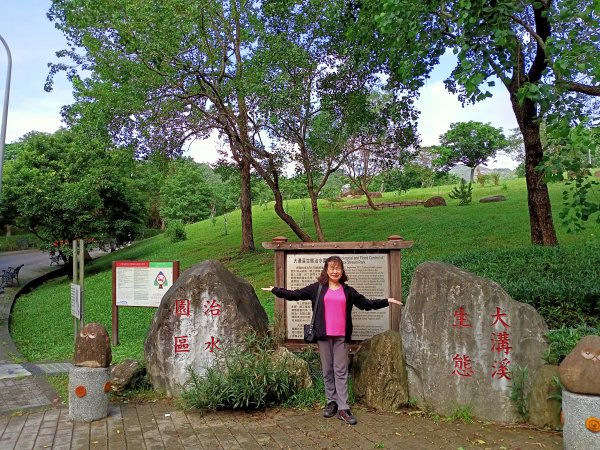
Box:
[323, 401, 338, 418]
[337, 409, 357, 425]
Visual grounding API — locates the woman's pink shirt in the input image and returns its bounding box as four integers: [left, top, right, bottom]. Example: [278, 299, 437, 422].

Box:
[324, 287, 346, 336]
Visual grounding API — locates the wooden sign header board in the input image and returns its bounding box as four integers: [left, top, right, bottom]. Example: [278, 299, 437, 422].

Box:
[111, 260, 180, 345]
[262, 236, 413, 351]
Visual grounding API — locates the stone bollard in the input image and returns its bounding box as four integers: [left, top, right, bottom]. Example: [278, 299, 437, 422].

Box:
[69, 323, 112, 422]
[558, 335, 600, 449]
[562, 391, 600, 449]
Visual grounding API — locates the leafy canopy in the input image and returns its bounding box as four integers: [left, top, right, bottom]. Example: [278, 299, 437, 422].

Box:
[0, 129, 146, 248]
[435, 121, 509, 178]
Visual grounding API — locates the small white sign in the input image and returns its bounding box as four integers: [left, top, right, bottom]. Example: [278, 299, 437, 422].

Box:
[71, 283, 82, 319]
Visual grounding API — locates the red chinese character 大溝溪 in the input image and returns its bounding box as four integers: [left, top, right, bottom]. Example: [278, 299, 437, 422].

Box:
[175, 299, 190, 317]
[491, 358, 511, 380]
[491, 331, 512, 355]
[452, 307, 471, 327]
[451, 354, 474, 377]
[491, 306, 510, 328]
[174, 335, 190, 353]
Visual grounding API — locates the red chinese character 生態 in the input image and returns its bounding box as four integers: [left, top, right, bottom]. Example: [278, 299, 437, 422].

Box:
[452, 307, 471, 327]
[452, 354, 474, 377]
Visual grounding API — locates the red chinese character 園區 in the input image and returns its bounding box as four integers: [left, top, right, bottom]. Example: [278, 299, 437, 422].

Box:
[203, 299, 222, 317]
[174, 335, 190, 353]
[491, 306, 510, 328]
[452, 307, 471, 327]
[204, 336, 221, 353]
[452, 354, 474, 377]
[491, 331, 512, 355]
[175, 299, 190, 317]
[491, 358, 511, 380]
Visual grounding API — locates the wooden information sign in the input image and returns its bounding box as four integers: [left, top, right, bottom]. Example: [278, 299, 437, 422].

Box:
[262, 235, 413, 351]
[111, 260, 180, 345]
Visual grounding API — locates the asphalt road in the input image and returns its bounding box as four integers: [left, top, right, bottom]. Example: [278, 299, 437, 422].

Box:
[0, 247, 109, 283]
[0, 249, 59, 282]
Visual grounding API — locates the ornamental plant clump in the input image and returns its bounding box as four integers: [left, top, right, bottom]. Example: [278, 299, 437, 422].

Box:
[179, 333, 304, 411]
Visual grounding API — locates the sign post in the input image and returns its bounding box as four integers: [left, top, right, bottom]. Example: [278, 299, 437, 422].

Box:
[71, 239, 85, 342]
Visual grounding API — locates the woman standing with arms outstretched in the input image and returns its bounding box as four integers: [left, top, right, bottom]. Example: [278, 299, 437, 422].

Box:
[262, 255, 402, 425]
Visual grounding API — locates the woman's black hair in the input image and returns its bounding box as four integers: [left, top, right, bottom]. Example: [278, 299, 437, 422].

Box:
[317, 255, 349, 285]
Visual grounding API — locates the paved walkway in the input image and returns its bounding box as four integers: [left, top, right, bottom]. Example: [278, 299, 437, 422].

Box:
[0, 252, 70, 416]
[0, 251, 564, 449]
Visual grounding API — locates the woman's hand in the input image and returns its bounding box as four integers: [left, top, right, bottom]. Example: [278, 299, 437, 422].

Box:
[261, 286, 274, 291]
[388, 298, 403, 306]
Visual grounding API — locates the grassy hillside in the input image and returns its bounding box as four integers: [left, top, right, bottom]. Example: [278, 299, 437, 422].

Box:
[10, 177, 600, 363]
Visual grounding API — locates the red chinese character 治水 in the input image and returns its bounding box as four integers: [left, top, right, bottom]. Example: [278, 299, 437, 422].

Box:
[203, 299, 222, 317]
[204, 336, 221, 353]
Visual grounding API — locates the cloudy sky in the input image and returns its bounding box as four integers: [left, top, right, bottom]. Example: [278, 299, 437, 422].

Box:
[1, 1, 519, 168]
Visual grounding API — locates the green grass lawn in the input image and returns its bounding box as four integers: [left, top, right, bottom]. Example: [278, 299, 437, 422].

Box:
[10, 177, 600, 363]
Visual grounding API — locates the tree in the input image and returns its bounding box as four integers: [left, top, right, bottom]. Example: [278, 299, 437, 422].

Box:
[342, 93, 419, 209]
[435, 121, 508, 183]
[349, 0, 600, 245]
[250, 0, 373, 240]
[252, 1, 419, 236]
[159, 159, 213, 224]
[0, 129, 145, 255]
[47, 0, 260, 251]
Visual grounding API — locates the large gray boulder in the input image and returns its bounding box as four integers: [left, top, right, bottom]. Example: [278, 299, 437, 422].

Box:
[528, 364, 562, 430]
[401, 261, 548, 422]
[352, 330, 408, 411]
[424, 196, 446, 208]
[144, 260, 269, 397]
[111, 359, 145, 394]
[559, 335, 600, 395]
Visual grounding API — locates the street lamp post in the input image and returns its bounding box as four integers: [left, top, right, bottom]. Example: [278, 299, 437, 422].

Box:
[0, 34, 12, 196]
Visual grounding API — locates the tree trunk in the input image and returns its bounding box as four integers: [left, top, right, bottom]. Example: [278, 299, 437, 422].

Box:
[470, 167, 475, 183]
[238, 155, 255, 252]
[273, 188, 314, 241]
[304, 167, 325, 241]
[307, 189, 325, 241]
[510, 95, 558, 246]
[363, 191, 379, 210]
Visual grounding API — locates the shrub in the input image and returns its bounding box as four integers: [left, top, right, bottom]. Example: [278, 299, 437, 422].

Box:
[165, 219, 187, 242]
[544, 325, 600, 365]
[179, 333, 304, 411]
[508, 364, 530, 422]
[402, 241, 600, 330]
[490, 173, 501, 186]
[448, 179, 473, 205]
[476, 173, 489, 187]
